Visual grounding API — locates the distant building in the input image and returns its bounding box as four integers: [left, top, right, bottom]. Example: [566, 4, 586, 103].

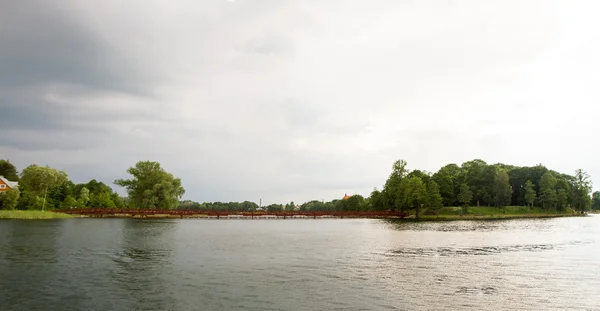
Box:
[0, 176, 18, 193]
[342, 193, 351, 200]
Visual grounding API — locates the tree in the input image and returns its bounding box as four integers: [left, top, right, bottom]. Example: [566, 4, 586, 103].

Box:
[556, 189, 568, 212]
[383, 159, 409, 212]
[539, 172, 557, 212]
[79, 187, 90, 207]
[426, 181, 443, 216]
[572, 169, 592, 214]
[494, 168, 512, 211]
[524, 180, 536, 212]
[403, 176, 427, 218]
[18, 165, 69, 210]
[61, 195, 77, 209]
[0, 160, 19, 181]
[19, 165, 69, 196]
[457, 183, 472, 215]
[0, 188, 20, 210]
[114, 161, 185, 209]
[592, 191, 600, 211]
[432, 164, 462, 206]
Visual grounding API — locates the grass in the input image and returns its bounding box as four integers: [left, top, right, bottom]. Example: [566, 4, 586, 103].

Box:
[0, 210, 74, 220]
[413, 205, 579, 221]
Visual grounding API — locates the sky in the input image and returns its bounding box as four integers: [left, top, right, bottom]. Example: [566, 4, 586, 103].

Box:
[1, 0, 599, 205]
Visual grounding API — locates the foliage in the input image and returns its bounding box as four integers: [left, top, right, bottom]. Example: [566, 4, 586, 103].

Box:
[0, 159, 19, 181]
[403, 176, 427, 218]
[592, 191, 600, 211]
[457, 183, 472, 214]
[539, 172, 557, 211]
[19, 165, 69, 197]
[114, 161, 185, 209]
[493, 168, 512, 209]
[383, 159, 409, 212]
[524, 180, 536, 210]
[572, 169, 593, 213]
[425, 180, 443, 214]
[0, 189, 20, 210]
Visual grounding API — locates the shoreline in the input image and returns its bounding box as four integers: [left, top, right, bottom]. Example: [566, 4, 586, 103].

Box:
[0, 210, 586, 221]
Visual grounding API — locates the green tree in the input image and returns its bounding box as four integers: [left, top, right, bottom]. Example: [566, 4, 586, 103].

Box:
[494, 168, 512, 211]
[592, 191, 600, 211]
[572, 169, 592, 214]
[61, 195, 77, 209]
[539, 172, 557, 212]
[426, 180, 443, 216]
[556, 189, 568, 212]
[383, 159, 409, 212]
[19, 165, 69, 196]
[369, 188, 385, 211]
[114, 161, 185, 209]
[0, 160, 19, 181]
[457, 183, 472, 215]
[524, 180, 536, 212]
[18, 165, 69, 210]
[0, 188, 20, 210]
[432, 164, 462, 206]
[79, 187, 90, 207]
[403, 176, 426, 219]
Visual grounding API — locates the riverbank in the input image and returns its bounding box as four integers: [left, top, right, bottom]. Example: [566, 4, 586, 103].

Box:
[0, 210, 74, 220]
[406, 206, 581, 221]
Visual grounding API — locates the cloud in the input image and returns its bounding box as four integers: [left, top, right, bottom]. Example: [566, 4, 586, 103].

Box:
[1, 0, 600, 204]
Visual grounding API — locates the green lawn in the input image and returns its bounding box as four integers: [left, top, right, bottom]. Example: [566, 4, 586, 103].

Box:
[0, 210, 74, 220]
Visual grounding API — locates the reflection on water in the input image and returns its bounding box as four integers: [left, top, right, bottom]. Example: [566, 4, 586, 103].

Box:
[1, 216, 600, 310]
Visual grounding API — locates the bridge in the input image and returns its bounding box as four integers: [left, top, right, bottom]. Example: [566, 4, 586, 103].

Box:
[53, 209, 409, 219]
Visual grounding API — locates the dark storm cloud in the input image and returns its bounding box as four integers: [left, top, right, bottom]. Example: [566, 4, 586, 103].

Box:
[0, 1, 150, 92]
[0, 1, 161, 136]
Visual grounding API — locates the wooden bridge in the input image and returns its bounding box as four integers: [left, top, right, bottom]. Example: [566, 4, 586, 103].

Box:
[53, 209, 409, 219]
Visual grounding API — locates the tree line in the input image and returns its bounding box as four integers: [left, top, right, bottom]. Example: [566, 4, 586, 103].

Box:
[177, 159, 599, 216]
[0, 160, 184, 210]
[1, 158, 598, 214]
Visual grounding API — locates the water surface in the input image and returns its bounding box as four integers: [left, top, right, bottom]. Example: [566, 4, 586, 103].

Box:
[1, 216, 599, 310]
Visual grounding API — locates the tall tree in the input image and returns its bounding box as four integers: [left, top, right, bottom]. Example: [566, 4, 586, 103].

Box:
[592, 191, 600, 211]
[457, 183, 472, 215]
[0, 160, 19, 181]
[572, 169, 592, 214]
[383, 159, 409, 212]
[404, 176, 427, 219]
[432, 164, 462, 206]
[18, 165, 69, 210]
[539, 172, 557, 212]
[114, 161, 185, 209]
[524, 180, 536, 212]
[494, 168, 512, 211]
[556, 189, 568, 212]
[426, 180, 443, 216]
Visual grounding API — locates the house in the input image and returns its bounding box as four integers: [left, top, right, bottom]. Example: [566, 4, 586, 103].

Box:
[342, 193, 351, 200]
[0, 176, 18, 193]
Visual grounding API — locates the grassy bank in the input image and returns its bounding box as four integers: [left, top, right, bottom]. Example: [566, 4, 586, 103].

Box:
[411, 206, 579, 221]
[0, 210, 74, 220]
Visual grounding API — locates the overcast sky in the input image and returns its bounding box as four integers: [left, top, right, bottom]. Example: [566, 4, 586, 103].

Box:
[1, 1, 599, 204]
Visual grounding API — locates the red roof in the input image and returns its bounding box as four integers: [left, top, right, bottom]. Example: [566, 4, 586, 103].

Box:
[342, 193, 351, 200]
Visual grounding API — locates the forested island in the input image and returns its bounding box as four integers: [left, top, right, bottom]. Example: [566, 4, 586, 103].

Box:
[1, 158, 599, 219]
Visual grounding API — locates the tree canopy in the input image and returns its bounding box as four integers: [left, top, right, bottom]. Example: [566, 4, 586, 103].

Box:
[0, 160, 19, 181]
[114, 161, 185, 209]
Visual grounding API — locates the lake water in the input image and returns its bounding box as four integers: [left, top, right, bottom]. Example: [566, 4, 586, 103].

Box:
[1, 216, 599, 310]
